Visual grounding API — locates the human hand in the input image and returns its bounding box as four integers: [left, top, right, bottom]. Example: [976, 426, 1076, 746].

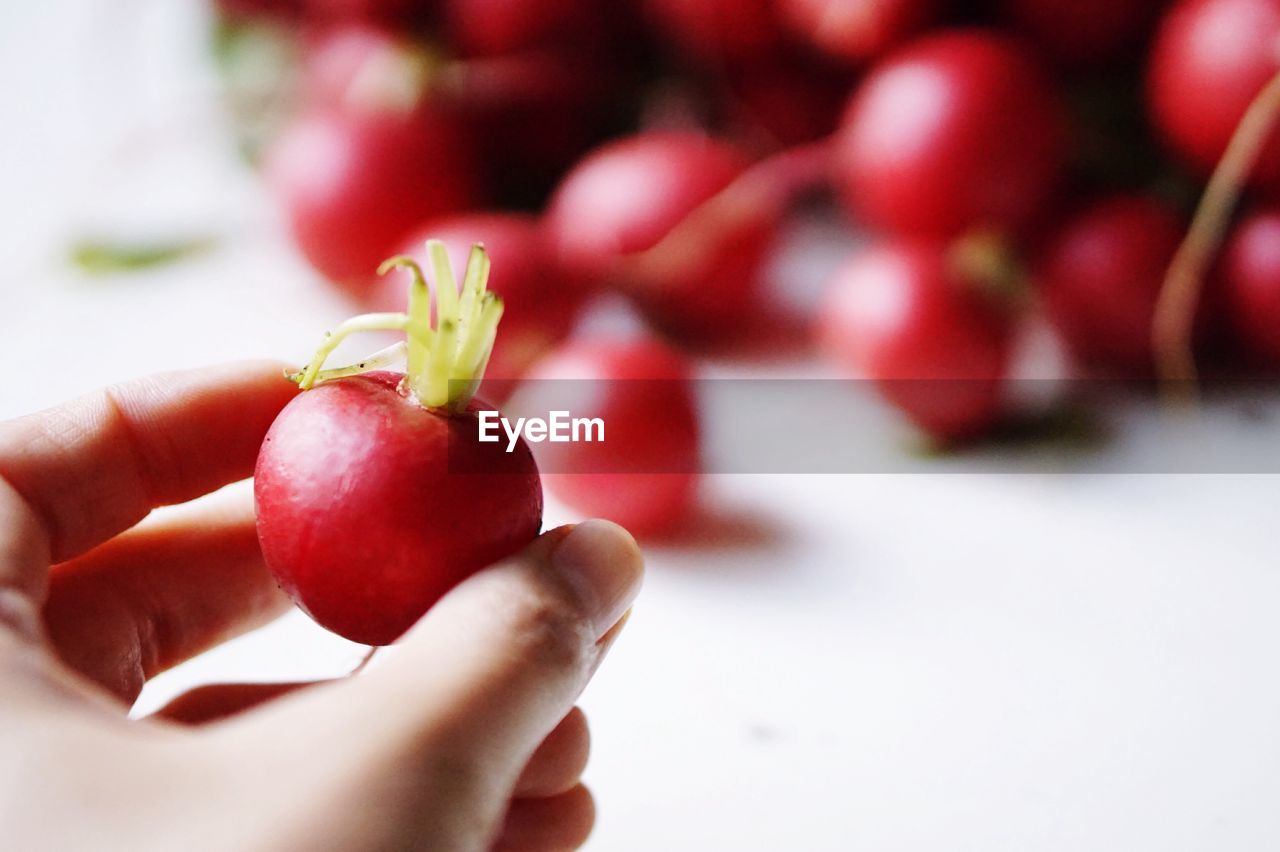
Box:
[0, 362, 643, 851]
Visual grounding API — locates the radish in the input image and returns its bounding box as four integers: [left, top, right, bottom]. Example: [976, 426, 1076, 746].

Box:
[1035, 195, 1193, 376]
[1147, 0, 1280, 186]
[779, 0, 938, 64]
[297, 24, 420, 111]
[819, 236, 1017, 441]
[999, 0, 1163, 65]
[265, 102, 477, 293]
[548, 131, 753, 284]
[1142, 0, 1280, 386]
[215, 0, 301, 22]
[439, 0, 606, 57]
[297, 0, 423, 27]
[642, 0, 783, 64]
[833, 29, 1067, 239]
[1222, 206, 1280, 368]
[546, 131, 764, 339]
[299, 25, 612, 208]
[367, 212, 588, 387]
[446, 50, 620, 204]
[546, 131, 824, 342]
[720, 54, 854, 146]
[255, 242, 542, 645]
[518, 338, 699, 537]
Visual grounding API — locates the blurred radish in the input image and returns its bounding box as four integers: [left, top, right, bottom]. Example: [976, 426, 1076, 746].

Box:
[439, 0, 606, 56]
[1000, 0, 1164, 65]
[369, 212, 588, 386]
[301, 25, 615, 206]
[549, 132, 750, 279]
[265, 104, 477, 291]
[720, 54, 854, 146]
[269, 26, 482, 290]
[298, 24, 427, 110]
[547, 131, 761, 338]
[642, 0, 783, 63]
[1222, 206, 1280, 367]
[1034, 195, 1195, 375]
[834, 29, 1067, 239]
[1142, 0, 1280, 386]
[297, 0, 424, 27]
[519, 338, 699, 537]
[1147, 0, 1280, 186]
[780, 0, 938, 63]
[820, 236, 1017, 441]
[446, 51, 621, 204]
[215, 0, 301, 22]
[547, 131, 824, 342]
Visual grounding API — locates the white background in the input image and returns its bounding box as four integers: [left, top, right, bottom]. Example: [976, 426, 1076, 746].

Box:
[3, 3, 1279, 850]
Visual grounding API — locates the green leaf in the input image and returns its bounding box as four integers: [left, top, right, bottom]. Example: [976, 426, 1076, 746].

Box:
[69, 237, 217, 276]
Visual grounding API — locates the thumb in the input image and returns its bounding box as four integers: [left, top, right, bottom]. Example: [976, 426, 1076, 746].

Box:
[248, 520, 642, 846]
[366, 518, 643, 760]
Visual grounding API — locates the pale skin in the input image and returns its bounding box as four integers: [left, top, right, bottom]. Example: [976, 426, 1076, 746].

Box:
[0, 361, 643, 852]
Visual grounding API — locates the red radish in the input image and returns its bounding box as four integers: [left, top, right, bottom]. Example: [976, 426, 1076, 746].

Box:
[1034, 195, 1190, 375]
[834, 29, 1067, 239]
[548, 132, 752, 283]
[819, 236, 1016, 441]
[779, 0, 937, 63]
[298, 24, 423, 111]
[1148, 0, 1280, 186]
[265, 104, 476, 292]
[446, 50, 618, 203]
[999, 0, 1163, 65]
[720, 54, 855, 146]
[439, 0, 604, 56]
[297, 0, 423, 27]
[368, 212, 588, 386]
[1221, 206, 1280, 366]
[215, 0, 301, 22]
[642, 0, 783, 63]
[255, 243, 542, 645]
[545, 131, 779, 340]
[300, 26, 612, 206]
[518, 338, 699, 537]
[1148, 0, 1280, 387]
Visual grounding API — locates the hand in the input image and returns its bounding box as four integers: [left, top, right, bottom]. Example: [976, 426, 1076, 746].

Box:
[0, 362, 643, 852]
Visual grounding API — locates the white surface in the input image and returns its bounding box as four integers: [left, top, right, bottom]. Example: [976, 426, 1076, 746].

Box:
[4, 4, 1280, 851]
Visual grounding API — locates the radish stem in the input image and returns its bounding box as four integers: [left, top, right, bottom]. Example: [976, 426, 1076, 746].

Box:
[294, 312, 412, 389]
[292, 243, 503, 411]
[427, 240, 460, 407]
[291, 341, 408, 385]
[1153, 66, 1280, 396]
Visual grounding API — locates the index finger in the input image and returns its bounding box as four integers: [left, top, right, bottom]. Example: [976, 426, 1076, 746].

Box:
[0, 361, 297, 569]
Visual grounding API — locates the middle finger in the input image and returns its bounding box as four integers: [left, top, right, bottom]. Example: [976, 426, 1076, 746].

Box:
[44, 498, 289, 703]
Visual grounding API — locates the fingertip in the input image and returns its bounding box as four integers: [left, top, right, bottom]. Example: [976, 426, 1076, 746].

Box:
[514, 706, 591, 798]
[493, 784, 596, 852]
[549, 519, 644, 640]
[229, 359, 303, 399]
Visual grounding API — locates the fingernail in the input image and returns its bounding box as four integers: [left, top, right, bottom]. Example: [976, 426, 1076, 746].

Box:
[552, 519, 644, 639]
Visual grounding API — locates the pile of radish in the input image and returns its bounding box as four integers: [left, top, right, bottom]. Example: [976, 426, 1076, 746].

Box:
[217, 0, 1280, 539]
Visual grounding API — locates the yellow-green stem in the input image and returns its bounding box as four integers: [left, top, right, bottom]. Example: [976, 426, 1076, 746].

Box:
[291, 242, 503, 412]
